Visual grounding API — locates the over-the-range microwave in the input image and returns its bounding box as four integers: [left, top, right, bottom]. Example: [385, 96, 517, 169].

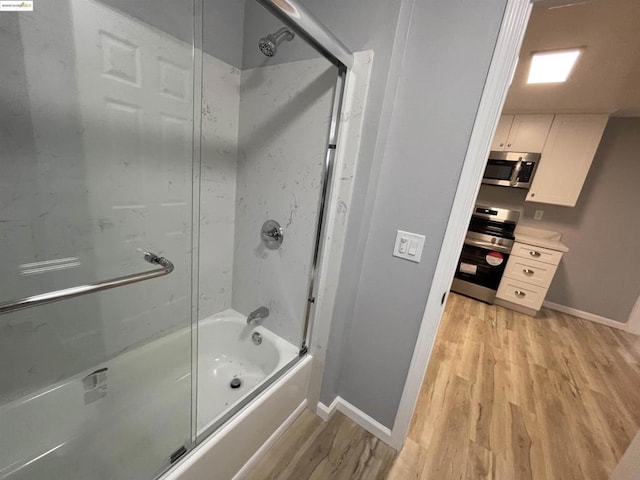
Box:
[482, 151, 541, 189]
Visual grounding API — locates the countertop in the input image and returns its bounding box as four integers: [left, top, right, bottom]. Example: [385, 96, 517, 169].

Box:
[514, 225, 570, 253]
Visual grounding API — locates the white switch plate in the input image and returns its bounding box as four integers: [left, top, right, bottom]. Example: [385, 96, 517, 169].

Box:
[534, 209, 544, 220]
[393, 230, 426, 263]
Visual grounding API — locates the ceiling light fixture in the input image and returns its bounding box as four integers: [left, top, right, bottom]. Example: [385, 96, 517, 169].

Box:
[527, 49, 581, 84]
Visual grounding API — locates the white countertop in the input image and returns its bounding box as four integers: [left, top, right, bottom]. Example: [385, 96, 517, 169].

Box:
[514, 226, 570, 253]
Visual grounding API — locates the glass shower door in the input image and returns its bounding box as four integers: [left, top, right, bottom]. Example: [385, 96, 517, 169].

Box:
[0, 1, 196, 478]
[194, 0, 340, 439]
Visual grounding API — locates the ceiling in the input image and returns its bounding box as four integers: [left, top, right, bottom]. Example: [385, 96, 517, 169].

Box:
[503, 0, 640, 116]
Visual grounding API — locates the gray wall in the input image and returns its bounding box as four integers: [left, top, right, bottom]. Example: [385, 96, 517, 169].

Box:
[320, 0, 508, 428]
[478, 117, 640, 322]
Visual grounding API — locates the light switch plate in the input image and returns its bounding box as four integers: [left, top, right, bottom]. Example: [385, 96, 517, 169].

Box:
[393, 230, 426, 263]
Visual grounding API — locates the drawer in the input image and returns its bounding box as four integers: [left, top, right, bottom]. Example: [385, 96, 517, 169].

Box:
[511, 242, 563, 265]
[503, 256, 558, 288]
[496, 279, 547, 311]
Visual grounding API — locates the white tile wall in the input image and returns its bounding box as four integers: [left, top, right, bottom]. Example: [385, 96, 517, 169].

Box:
[198, 55, 240, 319]
[0, 1, 199, 402]
[1, 1, 338, 402]
[232, 59, 337, 345]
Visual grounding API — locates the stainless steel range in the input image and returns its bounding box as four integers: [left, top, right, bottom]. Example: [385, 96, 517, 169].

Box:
[451, 204, 520, 304]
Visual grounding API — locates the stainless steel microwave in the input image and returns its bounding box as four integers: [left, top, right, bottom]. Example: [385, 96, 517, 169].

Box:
[482, 151, 541, 189]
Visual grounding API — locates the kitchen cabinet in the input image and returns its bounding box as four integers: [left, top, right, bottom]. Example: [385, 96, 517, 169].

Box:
[490, 114, 553, 153]
[526, 114, 609, 207]
[496, 241, 563, 315]
[491, 115, 513, 151]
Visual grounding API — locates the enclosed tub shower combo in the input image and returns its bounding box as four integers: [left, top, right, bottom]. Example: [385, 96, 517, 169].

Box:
[0, 1, 356, 478]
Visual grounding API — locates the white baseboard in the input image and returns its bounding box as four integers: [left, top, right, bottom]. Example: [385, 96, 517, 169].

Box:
[316, 396, 339, 421]
[316, 396, 395, 448]
[233, 399, 308, 480]
[543, 301, 629, 331]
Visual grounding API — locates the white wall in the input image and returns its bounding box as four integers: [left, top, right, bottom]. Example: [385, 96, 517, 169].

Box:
[99, 0, 246, 68]
[0, 1, 102, 403]
[232, 58, 337, 345]
[0, 0, 198, 402]
[198, 55, 240, 319]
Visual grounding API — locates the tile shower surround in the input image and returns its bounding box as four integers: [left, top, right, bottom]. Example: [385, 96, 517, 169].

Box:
[0, 1, 336, 401]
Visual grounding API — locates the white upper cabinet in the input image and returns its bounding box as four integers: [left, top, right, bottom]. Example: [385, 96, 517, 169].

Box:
[505, 114, 554, 152]
[491, 115, 513, 151]
[526, 114, 609, 207]
[491, 114, 553, 152]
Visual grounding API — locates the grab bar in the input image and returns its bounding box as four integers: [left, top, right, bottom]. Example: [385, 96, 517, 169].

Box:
[0, 252, 173, 315]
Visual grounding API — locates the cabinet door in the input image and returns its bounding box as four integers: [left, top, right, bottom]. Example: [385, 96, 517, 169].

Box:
[490, 115, 513, 151]
[527, 114, 608, 207]
[505, 114, 553, 152]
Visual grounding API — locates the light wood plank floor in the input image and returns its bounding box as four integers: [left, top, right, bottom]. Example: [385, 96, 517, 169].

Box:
[245, 293, 640, 479]
[399, 293, 640, 479]
[244, 409, 396, 480]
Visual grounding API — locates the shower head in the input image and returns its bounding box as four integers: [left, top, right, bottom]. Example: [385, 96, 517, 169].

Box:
[258, 27, 295, 57]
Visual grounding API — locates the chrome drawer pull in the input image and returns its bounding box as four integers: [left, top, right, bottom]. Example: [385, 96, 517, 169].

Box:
[523, 268, 534, 276]
[529, 251, 541, 258]
[514, 290, 526, 298]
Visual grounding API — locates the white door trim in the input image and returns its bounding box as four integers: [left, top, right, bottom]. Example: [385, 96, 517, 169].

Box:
[387, 0, 534, 450]
[626, 293, 640, 335]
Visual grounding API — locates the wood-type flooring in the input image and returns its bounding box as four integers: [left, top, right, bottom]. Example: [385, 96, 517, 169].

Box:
[246, 293, 640, 479]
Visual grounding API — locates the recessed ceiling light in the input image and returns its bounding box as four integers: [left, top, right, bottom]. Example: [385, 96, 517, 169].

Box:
[527, 49, 581, 84]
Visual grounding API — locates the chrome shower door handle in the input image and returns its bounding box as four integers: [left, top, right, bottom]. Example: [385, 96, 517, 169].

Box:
[0, 251, 174, 315]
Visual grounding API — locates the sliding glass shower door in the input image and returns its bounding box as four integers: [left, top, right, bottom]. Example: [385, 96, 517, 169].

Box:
[0, 1, 196, 478]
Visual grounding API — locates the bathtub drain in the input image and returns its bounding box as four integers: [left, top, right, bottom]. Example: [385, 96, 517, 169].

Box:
[230, 378, 242, 389]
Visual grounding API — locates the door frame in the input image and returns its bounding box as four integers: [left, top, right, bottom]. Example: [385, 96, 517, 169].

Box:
[626, 293, 640, 335]
[388, 0, 534, 450]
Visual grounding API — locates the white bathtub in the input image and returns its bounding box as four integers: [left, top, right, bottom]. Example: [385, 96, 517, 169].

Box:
[0, 310, 301, 480]
[196, 310, 299, 433]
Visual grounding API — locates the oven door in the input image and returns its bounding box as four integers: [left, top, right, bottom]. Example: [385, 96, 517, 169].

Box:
[454, 240, 509, 291]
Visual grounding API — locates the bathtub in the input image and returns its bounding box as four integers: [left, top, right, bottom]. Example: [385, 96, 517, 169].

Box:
[196, 309, 299, 434]
[0, 310, 303, 480]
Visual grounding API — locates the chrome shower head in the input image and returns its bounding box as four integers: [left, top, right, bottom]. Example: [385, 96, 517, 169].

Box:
[258, 27, 295, 57]
[258, 37, 276, 57]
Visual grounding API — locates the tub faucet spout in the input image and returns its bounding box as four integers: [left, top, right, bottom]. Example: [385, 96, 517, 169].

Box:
[247, 306, 269, 325]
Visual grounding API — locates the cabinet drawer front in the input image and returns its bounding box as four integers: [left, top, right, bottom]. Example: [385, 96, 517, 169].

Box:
[504, 257, 558, 288]
[496, 280, 546, 311]
[511, 242, 563, 265]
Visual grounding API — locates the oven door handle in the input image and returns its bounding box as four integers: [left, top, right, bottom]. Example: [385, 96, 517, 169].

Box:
[463, 238, 512, 254]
